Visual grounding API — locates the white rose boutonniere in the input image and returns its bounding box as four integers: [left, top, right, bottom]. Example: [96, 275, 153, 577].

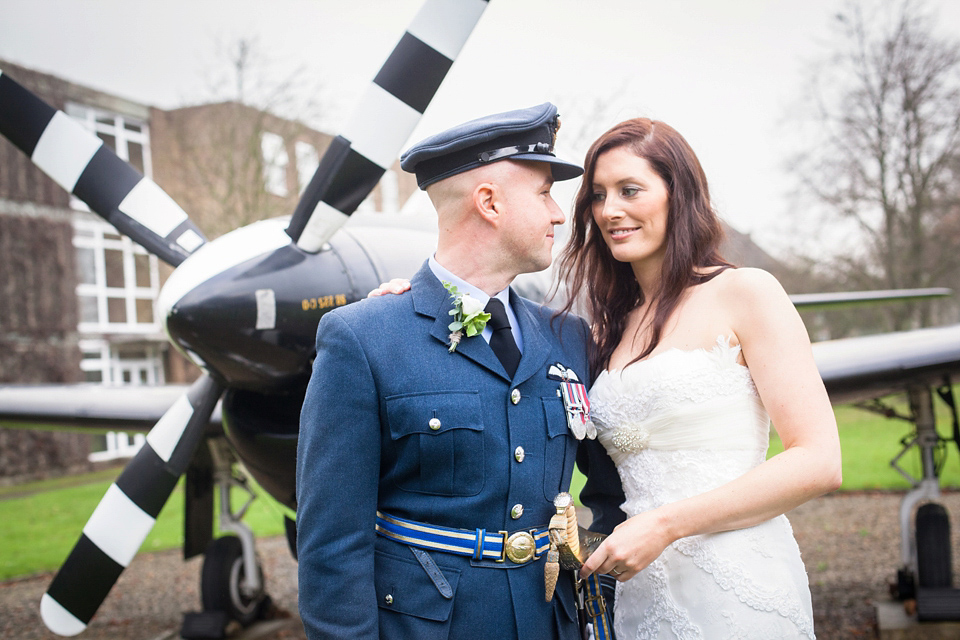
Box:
[442, 281, 491, 353]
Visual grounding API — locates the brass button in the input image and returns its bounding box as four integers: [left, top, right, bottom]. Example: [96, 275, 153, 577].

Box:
[511, 504, 524, 519]
[514, 446, 525, 462]
[428, 418, 441, 431]
[384, 594, 393, 605]
[511, 389, 521, 405]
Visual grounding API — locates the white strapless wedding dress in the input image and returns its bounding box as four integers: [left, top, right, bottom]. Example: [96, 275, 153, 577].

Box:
[589, 336, 815, 639]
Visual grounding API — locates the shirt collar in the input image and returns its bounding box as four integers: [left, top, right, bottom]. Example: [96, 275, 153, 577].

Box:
[427, 255, 522, 350]
[428, 255, 512, 309]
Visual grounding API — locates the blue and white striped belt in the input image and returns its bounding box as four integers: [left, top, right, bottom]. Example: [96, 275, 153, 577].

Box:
[375, 511, 550, 564]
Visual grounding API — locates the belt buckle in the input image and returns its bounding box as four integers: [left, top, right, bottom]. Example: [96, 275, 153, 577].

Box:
[505, 531, 537, 564]
[583, 590, 606, 617]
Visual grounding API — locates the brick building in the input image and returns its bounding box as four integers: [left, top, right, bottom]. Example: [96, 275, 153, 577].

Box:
[0, 59, 416, 479]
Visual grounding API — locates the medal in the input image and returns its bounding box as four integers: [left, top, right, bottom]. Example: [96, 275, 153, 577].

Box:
[549, 363, 596, 440]
[559, 381, 596, 440]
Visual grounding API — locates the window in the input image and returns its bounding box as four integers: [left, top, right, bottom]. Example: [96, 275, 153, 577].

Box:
[74, 217, 161, 334]
[261, 132, 289, 196]
[82, 339, 164, 462]
[79, 340, 165, 385]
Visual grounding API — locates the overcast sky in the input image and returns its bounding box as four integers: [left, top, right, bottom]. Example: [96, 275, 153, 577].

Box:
[2, 0, 959, 256]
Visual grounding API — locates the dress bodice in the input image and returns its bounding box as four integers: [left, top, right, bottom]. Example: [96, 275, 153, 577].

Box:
[591, 335, 768, 454]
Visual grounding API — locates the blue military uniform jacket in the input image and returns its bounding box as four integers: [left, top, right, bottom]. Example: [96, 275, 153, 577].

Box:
[296, 261, 623, 639]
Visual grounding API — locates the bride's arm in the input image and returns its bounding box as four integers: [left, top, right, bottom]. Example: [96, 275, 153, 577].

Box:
[581, 267, 842, 581]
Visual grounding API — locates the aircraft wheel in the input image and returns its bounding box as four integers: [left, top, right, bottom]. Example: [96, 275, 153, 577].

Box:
[917, 502, 952, 588]
[201, 536, 266, 626]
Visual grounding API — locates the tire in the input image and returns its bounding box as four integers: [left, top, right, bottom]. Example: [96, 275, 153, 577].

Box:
[201, 536, 266, 626]
[917, 502, 952, 588]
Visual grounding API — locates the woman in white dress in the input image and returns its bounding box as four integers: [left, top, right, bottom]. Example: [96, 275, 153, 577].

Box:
[555, 118, 842, 639]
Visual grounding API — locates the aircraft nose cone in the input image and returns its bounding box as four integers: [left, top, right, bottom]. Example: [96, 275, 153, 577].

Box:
[157, 219, 360, 389]
[158, 220, 295, 372]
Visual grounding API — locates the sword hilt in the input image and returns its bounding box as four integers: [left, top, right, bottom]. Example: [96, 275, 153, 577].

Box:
[550, 492, 608, 571]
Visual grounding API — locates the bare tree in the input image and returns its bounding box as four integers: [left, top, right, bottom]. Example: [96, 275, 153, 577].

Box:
[789, 0, 960, 330]
[152, 38, 332, 238]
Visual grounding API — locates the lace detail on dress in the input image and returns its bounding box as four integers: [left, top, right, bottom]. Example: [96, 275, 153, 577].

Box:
[617, 449, 768, 516]
[618, 559, 703, 640]
[675, 533, 815, 639]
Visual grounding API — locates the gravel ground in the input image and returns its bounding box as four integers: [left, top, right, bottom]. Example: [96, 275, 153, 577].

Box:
[3, 491, 960, 640]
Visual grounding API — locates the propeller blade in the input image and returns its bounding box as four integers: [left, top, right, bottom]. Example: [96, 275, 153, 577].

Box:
[39, 375, 223, 636]
[287, 0, 490, 251]
[0, 69, 207, 267]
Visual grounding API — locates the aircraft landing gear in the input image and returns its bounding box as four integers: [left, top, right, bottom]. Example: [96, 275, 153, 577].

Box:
[182, 440, 270, 639]
[202, 535, 267, 625]
[879, 383, 960, 620]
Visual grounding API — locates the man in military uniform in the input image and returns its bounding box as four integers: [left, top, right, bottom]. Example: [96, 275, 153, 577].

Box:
[296, 103, 624, 639]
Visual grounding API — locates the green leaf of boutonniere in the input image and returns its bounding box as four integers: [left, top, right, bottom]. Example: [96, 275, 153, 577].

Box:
[442, 281, 491, 353]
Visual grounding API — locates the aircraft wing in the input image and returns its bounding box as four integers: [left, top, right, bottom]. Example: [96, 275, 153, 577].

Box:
[814, 324, 960, 404]
[790, 287, 952, 310]
[0, 384, 222, 432]
[1, 325, 958, 432]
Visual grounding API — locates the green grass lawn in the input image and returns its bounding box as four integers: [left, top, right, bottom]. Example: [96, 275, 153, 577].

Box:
[0, 470, 287, 581]
[3, 396, 960, 581]
[771, 403, 960, 490]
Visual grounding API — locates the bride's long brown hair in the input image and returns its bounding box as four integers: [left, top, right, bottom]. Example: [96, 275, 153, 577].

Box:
[556, 118, 732, 376]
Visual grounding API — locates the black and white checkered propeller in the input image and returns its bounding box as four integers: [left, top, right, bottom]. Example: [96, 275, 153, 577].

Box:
[286, 0, 490, 250]
[40, 375, 223, 635]
[0, 71, 207, 267]
[0, 0, 490, 635]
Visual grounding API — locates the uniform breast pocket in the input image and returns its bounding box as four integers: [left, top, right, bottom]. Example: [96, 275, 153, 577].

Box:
[542, 396, 575, 500]
[385, 391, 485, 496]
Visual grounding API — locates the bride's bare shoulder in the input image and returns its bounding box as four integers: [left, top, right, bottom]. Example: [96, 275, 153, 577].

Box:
[711, 267, 786, 299]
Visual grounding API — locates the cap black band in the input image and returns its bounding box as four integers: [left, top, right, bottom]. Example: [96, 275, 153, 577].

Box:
[479, 142, 554, 164]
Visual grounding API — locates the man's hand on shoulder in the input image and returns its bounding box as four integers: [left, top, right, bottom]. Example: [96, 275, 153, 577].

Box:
[368, 278, 412, 297]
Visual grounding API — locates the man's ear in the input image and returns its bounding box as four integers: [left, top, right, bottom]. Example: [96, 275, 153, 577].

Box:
[473, 183, 500, 227]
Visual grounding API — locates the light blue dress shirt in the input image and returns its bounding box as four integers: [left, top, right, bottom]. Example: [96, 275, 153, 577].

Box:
[428, 255, 524, 352]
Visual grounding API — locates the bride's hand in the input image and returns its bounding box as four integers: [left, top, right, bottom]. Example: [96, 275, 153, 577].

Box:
[367, 278, 411, 297]
[579, 511, 675, 582]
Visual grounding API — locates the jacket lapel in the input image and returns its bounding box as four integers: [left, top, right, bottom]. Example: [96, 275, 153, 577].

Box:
[412, 262, 507, 379]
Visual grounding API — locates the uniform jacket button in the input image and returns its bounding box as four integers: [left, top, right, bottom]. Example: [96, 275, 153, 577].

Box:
[510, 389, 521, 404]
[428, 417, 441, 430]
[514, 446, 525, 462]
[511, 504, 524, 519]
[384, 594, 394, 605]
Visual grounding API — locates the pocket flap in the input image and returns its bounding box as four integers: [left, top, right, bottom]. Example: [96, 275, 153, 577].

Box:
[542, 396, 569, 439]
[386, 391, 483, 439]
[374, 549, 461, 621]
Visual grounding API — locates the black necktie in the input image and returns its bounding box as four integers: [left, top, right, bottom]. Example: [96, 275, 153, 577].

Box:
[485, 298, 521, 377]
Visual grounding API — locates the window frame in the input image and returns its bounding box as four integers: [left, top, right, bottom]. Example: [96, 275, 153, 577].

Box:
[73, 216, 162, 334]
